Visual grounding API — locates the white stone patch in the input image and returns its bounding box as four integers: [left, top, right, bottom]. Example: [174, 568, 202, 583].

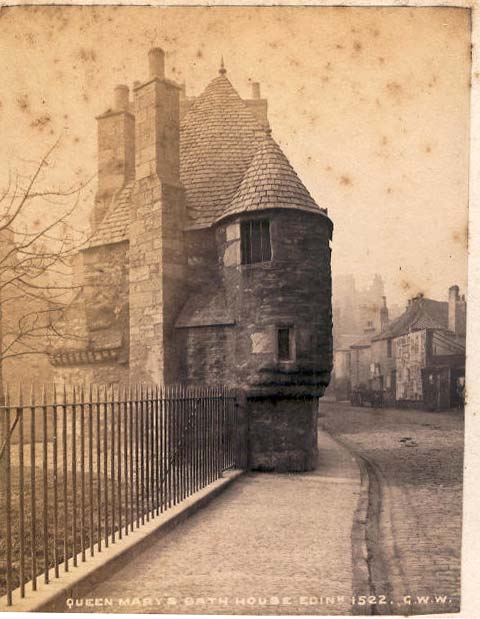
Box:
[251, 331, 273, 354]
[226, 222, 240, 242]
[224, 241, 240, 267]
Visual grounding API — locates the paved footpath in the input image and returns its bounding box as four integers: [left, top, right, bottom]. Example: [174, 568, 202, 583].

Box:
[70, 431, 361, 615]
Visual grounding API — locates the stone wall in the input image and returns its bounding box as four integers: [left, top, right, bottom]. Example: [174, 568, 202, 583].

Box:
[370, 338, 396, 398]
[248, 396, 318, 471]
[51, 240, 130, 384]
[183, 326, 235, 386]
[216, 210, 333, 397]
[350, 346, 371, 389]
[129, 72, 187, 385]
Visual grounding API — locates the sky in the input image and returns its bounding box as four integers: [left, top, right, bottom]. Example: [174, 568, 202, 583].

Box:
[0, 5, 471, 307]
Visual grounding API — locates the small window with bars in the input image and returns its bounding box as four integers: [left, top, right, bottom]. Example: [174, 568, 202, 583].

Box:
[277, 326, 294, 362]
[240, 219, 272, 265]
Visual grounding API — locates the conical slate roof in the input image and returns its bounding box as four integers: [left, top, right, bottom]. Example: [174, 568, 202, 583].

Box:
[218, 134, 325, 222]
[180, 73, 266, 229]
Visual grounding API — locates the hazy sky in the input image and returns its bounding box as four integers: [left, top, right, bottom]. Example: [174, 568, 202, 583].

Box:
[0, 6, 471, 306]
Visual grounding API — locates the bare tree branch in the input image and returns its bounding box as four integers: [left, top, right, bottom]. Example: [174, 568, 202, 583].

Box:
[0, 141, 92, 369]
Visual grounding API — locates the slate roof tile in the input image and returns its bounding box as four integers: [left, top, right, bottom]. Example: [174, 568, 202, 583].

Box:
[218, 135, 326, 222]
[372, 298, 449, 341]
[90, 72, 327, 241]
[89, 182, 134, 248]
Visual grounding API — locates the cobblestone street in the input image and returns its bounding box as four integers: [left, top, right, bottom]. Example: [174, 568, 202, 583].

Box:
[321, 400, 464, 615]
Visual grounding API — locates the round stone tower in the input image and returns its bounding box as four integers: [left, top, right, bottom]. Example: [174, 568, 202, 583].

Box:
[215, 135, 333, 472]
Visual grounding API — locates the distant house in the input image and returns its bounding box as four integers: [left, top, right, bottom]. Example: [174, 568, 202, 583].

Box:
[371, 287, 466, 410]
[350, 323, 377, 394]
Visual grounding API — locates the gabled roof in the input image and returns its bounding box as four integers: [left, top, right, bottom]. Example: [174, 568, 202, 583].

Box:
[180, 73, 266, 229]
[373, 298, 448, 341]
[89, 182, 134, 248]
[217, 134, 326, 223]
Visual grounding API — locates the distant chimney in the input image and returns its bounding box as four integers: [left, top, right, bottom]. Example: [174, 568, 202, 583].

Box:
[449, 285, 466, 336]
[245, 80, 269, 128]
[448, 285, 459, 333]
[148, 47, 165, 80]
[114, 84, 129, 112]
[380, 295, 389, 331]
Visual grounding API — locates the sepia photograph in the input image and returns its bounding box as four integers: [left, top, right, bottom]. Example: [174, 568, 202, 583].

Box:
[0, 4, 473, 616]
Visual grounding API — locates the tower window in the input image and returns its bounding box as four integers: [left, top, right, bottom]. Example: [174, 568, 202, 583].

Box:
[277, 327, 293, 361]
[387, 339, 392, 358]
[240, 219, 271, 265]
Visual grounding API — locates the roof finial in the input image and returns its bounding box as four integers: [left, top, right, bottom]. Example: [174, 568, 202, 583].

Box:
[219, 56, 227, 75]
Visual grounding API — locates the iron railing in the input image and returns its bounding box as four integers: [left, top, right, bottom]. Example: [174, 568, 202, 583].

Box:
[0, 384, 241, 606]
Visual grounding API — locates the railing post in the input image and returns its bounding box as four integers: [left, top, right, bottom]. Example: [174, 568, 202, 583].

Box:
[111, 384, 116, 542]
[42, 385, 49, 582]
[88, 385, 94, 558]
[118, 384, 123, 540]
[31, 385, 38, 586]
[18, 385, 25, 597]
[95, 384, 102, 553]
[5, 392, 12, 606]
[72, 386, 77, 567]
[53, 385, 59, 576]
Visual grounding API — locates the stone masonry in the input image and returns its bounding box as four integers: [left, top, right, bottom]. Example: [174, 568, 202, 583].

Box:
[51, 48, 334, 472]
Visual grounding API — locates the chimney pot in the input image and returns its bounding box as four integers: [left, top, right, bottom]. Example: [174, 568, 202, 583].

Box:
[148, 47, 165, 80]
[251, 82, 261, 99]
[114, 84, 129, 112]
[449, 284, 460, 300]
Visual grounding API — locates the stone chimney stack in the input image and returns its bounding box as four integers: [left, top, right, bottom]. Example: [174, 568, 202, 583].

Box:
[129, 48, 186, 384]
[92, 84, 135, 229]
[380, 295, 389, 331]
[134, 47, 181, 185]
[448, 285, 459, 333]
[448, 285, 466, 336]
[148, 47, 165, 79]
[114, 84, 130, 112]
[251, 82, 261, 99]
[245, 81, 269, 129]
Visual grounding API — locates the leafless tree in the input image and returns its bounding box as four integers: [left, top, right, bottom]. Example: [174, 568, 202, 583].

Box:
[0, 141, 92, 472]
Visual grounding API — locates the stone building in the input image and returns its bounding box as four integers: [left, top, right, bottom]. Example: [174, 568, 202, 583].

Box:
[370, 288, 466, 409]
[51, 49, 334, 471]
[332, 273, 390, 345]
